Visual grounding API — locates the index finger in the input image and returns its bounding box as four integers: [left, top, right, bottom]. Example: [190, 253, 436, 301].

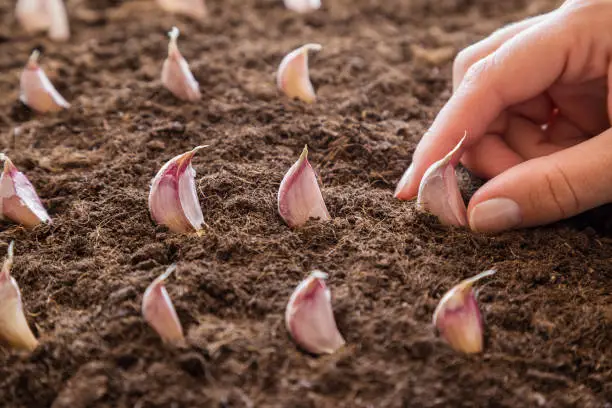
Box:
[394, 17, 570, 200]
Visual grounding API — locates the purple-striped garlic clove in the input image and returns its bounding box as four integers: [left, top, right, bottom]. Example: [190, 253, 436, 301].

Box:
[276, 43, 322, 103]
[148, 146, 207, 234]
[285, 271, 345, 355]
[156, 0, 207, 19]
[433, 269, 496, 354]
[20, 50, 70, 113]
[142, 264, 185, 345]
[278, 145, 330, 228]
[15, 0, 69, 41]
[284, 0, 321, 13]
[0, 242, 39, 351]
[161, 27, 201, 102]
[416, 133, 467, 226]
[0, 155, 51, 228]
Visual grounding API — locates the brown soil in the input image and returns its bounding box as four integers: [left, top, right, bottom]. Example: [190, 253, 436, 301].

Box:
[0, 0, 611, 407]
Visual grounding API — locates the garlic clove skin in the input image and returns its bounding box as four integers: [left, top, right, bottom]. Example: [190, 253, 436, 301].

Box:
[284, 0, 321, 13]
[156, 0, 207, 19]
[161, 27, 201, 102]
[0, 242, 39, 352]
[0, 155, 52, 229]
[432, 269, 496, 354]
[285, 271, 345, 355]
[47, 0, 70, 41]
[278, 145, 330, 228]
[276, 43, 322, 103]
[416, 134, 467, 226]
[20, 50, 71, 113]
[16, 0, 50, 33]
[142, 264, 185, 345]
[148, 146, 207, 234]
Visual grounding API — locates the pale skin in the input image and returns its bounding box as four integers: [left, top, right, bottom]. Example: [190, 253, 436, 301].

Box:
[395, 0, 612, 233]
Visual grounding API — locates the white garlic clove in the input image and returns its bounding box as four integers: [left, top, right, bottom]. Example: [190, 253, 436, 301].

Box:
[161, 27, 201, 102]
[15, 0, 69, 41]
[416, 133, 467, 226]
[0, 155, 51, 229]
[16, 0, 50, 33]
[20, 50, 70, 113]
[432, 269, 496, 354]
[278, 145, 330, 228]
[285, 270, 345, 355]
[47, 0, 70, 41]
[283, 0, 321, 13]
[148, 146, 207, 234]
[142, 264, 185, 345]
[276, 43, 322, 103]
[0, 242, 39, 352]
[156, 0, 207, 19]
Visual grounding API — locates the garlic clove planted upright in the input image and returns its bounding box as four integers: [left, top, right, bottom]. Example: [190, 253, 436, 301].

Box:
[161, 27, 201, 102]
[16, 0, 70, 41]
[284, 0, 321, 13]
[416, 134, 467, 226]
[276, 43, 322, 103]
[433, 269, 496, 354]
[149, 146, 207, 234]
[0, 242, 39, 351]
[0, 155, 51, 228]
[278, 145, 330, 228]
[20, 50, 70, 113]
[142, 264, 185, 345]
[285, 271, 345, 355]
[156, 0, 207, 19]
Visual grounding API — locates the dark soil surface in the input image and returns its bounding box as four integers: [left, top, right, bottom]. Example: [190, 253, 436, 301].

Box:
[0, 0, 611, 406]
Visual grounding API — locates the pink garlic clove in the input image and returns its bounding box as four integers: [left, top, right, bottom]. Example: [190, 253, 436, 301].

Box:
[278, 145, 330, 228]
[0, 242, 39, 351]
[416, 133, 467, 226]
[15, 0, 69, 41]
[161, 27, 201, 102]
[156, 0, 207, 19]
[20, 50, 70, 113]
[148, 146, 207, 234]
[142, 264, 185, 345]
[0, 155, 51, 229]
[285, 270, 345, 355]
[276, 43, 322, 103]
[433, 269, 496, 354]
[284, 0, 321, 13]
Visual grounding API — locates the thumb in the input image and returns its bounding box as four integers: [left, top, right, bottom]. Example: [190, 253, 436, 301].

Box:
[467, 128, 612, 233]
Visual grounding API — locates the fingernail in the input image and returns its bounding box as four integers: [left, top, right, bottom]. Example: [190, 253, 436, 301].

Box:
[394, 164, 414, 199]
[469, 198, 522, 233]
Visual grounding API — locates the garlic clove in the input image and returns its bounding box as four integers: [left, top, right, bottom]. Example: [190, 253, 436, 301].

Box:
[0, 155, 52, 228]
[416, 134, 467, 226]
[142, 264, 185, 345]
[16, 0, 50, 33]
[0, 242, 39, 351]
[278, 145, 330, 228]
[432, 269, 496, 354]
[47, 0, 70, 41]
[284, 0, 321, 13]
[156, 0, 207, 19]
[20, 50, 71, 113]
[148, 146, 207, 234]
[285, 270, 345, 355]
[161, 27, 201, 102]
[276, 43, 322, 103]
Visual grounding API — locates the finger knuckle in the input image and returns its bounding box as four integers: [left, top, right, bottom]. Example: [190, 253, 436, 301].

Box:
[453, 47, 476, 79]
[540, 162, 581, 218]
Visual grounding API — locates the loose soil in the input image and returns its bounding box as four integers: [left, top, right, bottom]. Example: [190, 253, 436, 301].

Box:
[0, 0, 610, 407]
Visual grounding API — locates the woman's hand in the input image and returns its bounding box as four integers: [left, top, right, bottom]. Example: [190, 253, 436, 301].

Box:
[395, 0, 612, 232]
